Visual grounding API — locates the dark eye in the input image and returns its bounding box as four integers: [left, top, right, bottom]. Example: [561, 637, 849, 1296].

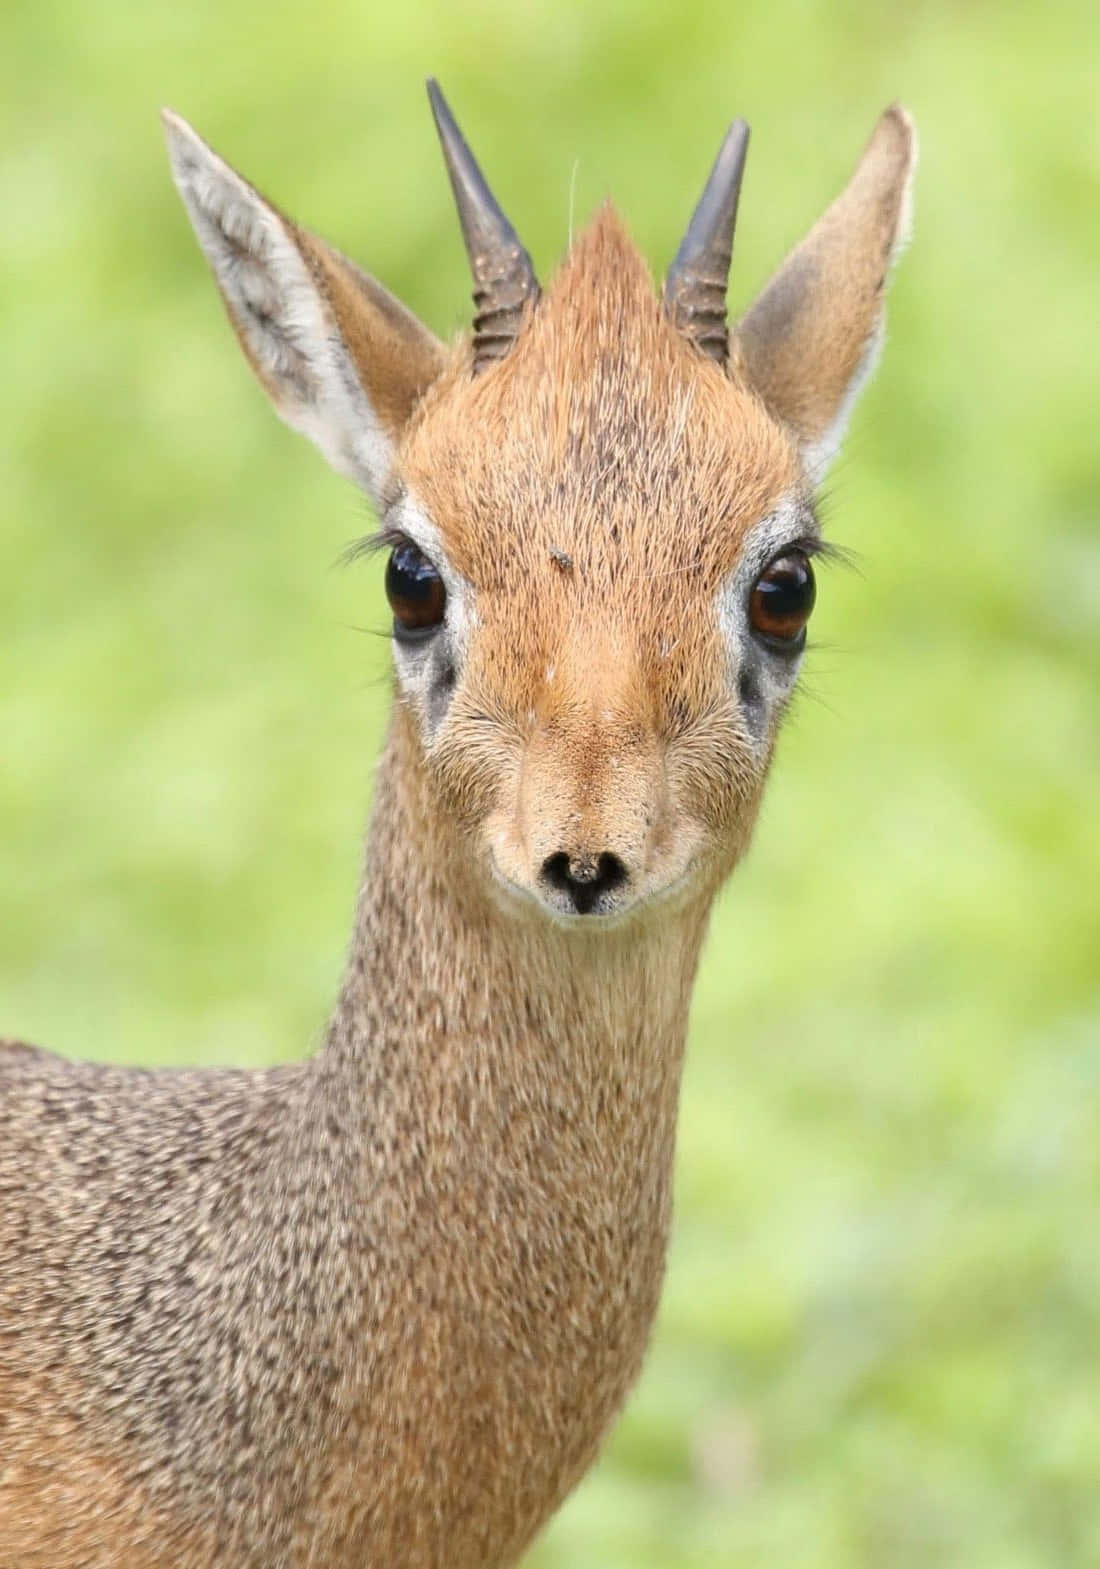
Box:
[385, 541, 446, 641]
[749, 550, 816, 650]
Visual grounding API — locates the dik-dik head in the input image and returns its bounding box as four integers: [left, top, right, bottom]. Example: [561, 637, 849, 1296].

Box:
[165, 84, 915, 925]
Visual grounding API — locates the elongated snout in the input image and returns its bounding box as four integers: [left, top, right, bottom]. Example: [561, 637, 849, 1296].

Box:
[483, 685, 677, 920]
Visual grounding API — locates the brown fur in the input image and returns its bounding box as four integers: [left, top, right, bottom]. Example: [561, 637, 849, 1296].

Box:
[300, 235, 445, 437]
[0, 1407, 213, 1567]
[1, 104, 915, 1567]
[214, 219, 444, 435]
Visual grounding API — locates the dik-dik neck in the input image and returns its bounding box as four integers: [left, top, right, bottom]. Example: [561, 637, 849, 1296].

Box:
[310, 706, 715, 1563]
[323, 704, 711, 1182]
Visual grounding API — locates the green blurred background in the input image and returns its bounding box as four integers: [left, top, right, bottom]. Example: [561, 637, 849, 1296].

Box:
[2, 0, 1098, 1563]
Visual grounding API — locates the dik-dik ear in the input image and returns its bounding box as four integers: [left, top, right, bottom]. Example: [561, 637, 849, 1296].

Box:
[733, 105, 916, 483]
[162, 111, 445, 507]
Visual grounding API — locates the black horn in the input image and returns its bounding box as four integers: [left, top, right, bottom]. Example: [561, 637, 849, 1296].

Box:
[664, 119, 750, 365]
[427, 79, 540, 375]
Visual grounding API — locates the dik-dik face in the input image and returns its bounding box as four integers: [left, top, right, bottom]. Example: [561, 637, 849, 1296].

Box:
[165, 85, 914, 924]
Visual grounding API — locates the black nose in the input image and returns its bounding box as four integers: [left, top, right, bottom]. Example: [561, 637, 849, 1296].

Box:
[539, 851, 629, 915]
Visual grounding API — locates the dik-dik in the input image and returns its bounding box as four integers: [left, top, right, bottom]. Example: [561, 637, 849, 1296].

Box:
[0, 83, 915, 1568]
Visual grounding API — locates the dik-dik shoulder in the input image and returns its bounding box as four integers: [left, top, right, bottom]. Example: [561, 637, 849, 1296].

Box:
[0, 1049, 352, 1566]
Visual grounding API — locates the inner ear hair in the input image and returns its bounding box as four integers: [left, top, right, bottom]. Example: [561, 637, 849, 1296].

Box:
[162, 109, 444, 502]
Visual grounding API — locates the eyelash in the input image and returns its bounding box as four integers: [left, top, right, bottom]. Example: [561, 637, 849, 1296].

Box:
[340, 522, 411, 567]
[770, 535, 844, 567]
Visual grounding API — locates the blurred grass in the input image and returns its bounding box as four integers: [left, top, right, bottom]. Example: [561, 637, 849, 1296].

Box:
[1, 0, 1099, 1563]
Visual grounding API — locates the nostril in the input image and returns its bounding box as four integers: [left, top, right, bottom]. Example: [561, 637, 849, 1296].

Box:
[539, 851, 629, 915]
[589, 852, 628, 895]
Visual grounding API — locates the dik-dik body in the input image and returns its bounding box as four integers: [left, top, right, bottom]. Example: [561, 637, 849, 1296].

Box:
[0, 84, 915, 1568]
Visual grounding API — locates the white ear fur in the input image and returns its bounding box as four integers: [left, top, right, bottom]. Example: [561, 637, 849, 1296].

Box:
[162, 110, 432, 507]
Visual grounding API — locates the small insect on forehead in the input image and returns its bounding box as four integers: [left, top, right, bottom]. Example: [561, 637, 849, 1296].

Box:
[385, 541, 447, 643]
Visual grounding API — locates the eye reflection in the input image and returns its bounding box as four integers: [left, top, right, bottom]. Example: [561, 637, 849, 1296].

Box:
[748, 551, 815, 649]
[385, 541, 446, 639]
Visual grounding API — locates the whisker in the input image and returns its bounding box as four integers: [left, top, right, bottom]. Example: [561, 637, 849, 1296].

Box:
[339, 622, 392, 639]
